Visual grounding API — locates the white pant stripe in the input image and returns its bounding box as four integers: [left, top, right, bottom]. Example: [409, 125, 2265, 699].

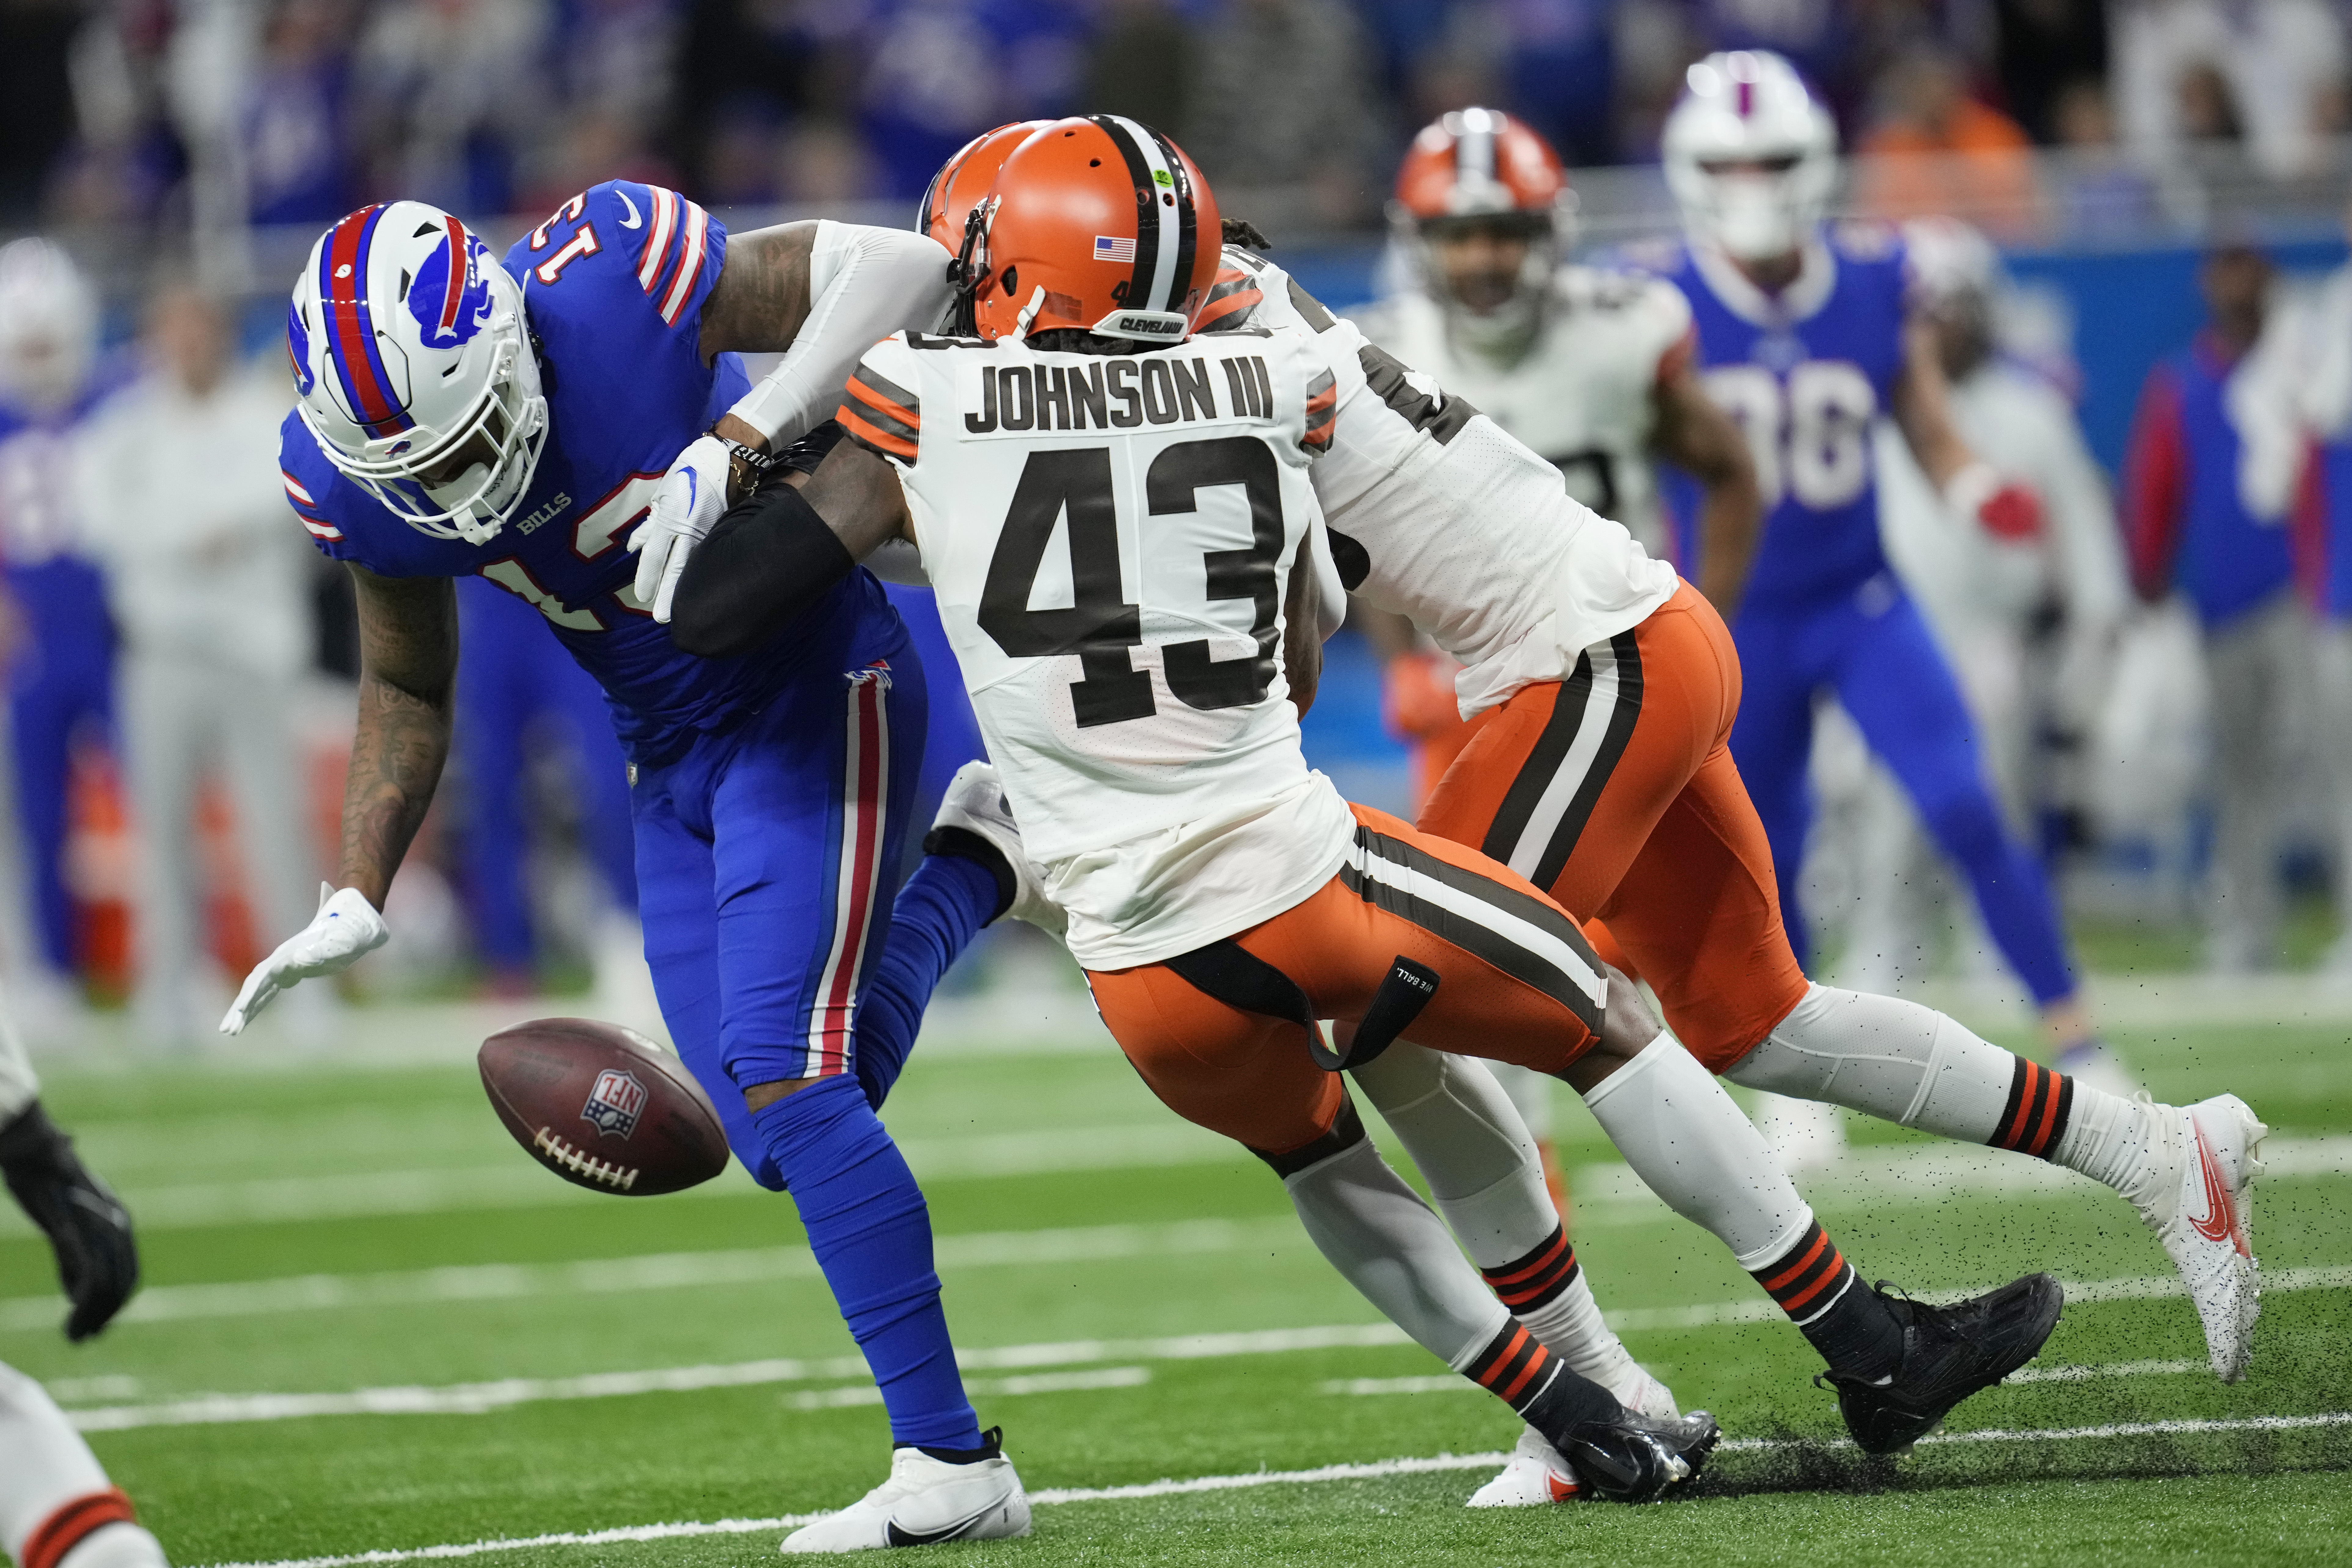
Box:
[1503, 644, 1620, 883]
[1349, 839, 1607, 1013]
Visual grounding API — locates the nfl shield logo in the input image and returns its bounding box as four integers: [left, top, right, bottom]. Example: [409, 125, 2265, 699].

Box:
[581, 1069, 648, 1139]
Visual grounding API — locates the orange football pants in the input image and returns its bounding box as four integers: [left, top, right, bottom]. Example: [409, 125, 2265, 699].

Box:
[1086, 803, 1604, 1158]
[1420, 583, 1809, 1070]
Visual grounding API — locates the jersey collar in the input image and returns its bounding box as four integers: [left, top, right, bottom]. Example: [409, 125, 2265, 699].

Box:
[1690, 235, 1838, 328]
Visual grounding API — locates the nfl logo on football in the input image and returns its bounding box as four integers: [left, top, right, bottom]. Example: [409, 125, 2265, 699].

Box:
[580, 1069, 648, 1139]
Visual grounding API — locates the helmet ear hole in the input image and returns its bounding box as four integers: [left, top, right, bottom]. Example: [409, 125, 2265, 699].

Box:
[1002, 266, 1018, 297]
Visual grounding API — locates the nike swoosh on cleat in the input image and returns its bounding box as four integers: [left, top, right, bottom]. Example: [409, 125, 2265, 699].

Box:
[885, 1504, 997, 1547]
[616, 189, 643, 228]
[2188, 1124, 2248, 1255]
[1545, 1471, 1577, 1502]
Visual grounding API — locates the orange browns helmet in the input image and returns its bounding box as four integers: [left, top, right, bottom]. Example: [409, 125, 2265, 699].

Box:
[1394, 107, 1570, 229]
[967, 115, 1220, 345]
[922, 120, 1054, 334]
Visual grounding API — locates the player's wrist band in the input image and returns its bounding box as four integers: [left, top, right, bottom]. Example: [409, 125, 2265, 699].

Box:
[716, 433, 781, 496]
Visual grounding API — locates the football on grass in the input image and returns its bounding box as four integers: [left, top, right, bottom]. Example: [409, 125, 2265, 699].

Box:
[478, 1018, 730, 1196]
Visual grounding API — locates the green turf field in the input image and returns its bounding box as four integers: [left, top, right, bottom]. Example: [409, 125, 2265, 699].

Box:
[4, 990, 2349, 1567]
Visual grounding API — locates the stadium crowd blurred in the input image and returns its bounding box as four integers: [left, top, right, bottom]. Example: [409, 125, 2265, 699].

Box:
[7, 0, 2352, 1048]
[0, 0, 2348, 239]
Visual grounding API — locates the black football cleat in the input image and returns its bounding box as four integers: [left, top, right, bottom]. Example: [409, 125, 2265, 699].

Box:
[1556, 1409, 1722, 1503]
[1826, 1273, 2063, 1457]
[0, 1101, 139, 1341]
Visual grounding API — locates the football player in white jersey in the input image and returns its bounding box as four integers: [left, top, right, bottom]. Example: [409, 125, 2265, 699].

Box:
[671, 115, 2092, 1505]
[0, 1000, 159, 1568]
[1347, 108, 1764, 1211]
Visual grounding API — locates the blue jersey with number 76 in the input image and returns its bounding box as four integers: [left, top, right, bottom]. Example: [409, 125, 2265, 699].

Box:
[277, 179, 893, 765]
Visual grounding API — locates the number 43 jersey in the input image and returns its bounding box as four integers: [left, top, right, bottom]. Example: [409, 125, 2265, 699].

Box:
[1651, 224, 1912, 607]
[842, 327, 1357, 970]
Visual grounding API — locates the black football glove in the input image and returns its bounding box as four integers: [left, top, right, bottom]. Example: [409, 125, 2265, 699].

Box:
[0, 1101, 138, 1340]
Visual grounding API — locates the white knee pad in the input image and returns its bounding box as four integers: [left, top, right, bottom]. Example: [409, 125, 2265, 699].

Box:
[1723, 983, 2010, 1143]
[1349, 1045, 1556, 1269]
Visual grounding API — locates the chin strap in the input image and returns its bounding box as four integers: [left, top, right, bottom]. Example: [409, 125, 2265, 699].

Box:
[1010, 285, 1048, 344]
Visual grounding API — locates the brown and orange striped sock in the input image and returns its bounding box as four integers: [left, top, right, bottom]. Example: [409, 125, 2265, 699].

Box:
[1748, 1220, 1903, 1382]
[1987, 1058, 2076, 1160]
[1477, 1224, 1582, 1314]
[1458, 1319, 1616, 1429]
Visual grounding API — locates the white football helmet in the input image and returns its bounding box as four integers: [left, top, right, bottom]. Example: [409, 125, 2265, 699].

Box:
[1663, 51, 1838, 262]
[289, 201, 547, 545]
[0, 238, 99, 414]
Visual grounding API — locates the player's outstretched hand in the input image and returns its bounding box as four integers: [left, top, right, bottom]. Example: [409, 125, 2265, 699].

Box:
[633, 433, 733, 623]
[0, 1101, 138, 1340]
[220, 883, 387, 1035]
[1944, 460, 2044, 542]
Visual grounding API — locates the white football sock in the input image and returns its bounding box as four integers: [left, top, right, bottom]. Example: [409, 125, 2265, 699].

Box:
[0, 988, 36, 1122]
[1351, 1046, 1648, 1395]
[0, 1361, 167, 1568]
[1728, 983, 2154, 1195]
[1583, 1032, 1812, 1268]
[2052, 1087, 2164, 1203]
[1349, 1045, 1555, 1268]
[1280, 1129, 1512, 1366]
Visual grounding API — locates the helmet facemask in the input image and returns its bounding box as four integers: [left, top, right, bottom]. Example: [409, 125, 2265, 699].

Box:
[1408, 207, 1564, 360]
[298, 264, 548, 546]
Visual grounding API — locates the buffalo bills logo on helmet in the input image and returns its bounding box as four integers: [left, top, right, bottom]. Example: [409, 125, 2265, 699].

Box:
[580, 1068, 649, 1139]
[405, 225, 495, 350]
[286, 300, 316, 395]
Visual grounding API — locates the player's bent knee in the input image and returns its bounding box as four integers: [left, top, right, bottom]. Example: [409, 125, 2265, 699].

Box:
[1562, 967, 1660, 1093]
[1250, 1094, 1370, 1179]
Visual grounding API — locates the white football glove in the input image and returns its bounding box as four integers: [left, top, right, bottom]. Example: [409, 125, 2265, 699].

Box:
[630, 433, 733, 624]
[219, 883, 387, 1035]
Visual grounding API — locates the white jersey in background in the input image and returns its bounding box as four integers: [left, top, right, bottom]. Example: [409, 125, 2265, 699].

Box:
[1350, 265, 1693, 558]
[847, 326, 1355, 970]
[1207, 248, 1679, 719]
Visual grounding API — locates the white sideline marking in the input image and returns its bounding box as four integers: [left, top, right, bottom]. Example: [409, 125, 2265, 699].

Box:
[64, 1262, 2352, 1432]
[195, 1414, 2352, 1568]
[783, 1367, 1151, 1410]
[0, 1217, 1299, 1334]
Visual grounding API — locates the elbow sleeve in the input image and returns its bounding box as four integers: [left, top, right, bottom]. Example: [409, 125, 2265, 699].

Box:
[669, 484, 858, 659]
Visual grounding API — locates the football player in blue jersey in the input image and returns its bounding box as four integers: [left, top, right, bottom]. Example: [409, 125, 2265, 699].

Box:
[220, 186, 1039, 1551]
[0, 240, 117, 1025]
[1652, 52, 2127, 1110]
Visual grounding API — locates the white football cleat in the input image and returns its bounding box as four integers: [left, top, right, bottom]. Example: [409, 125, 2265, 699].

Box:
[1466, 1367, 1676, 1508]
[780, 1431, 1032, 1553]
[1468, 1425, 1581, 1507]
[927, 762, 1064, 938]
[2131, 1093, 2266, 1382]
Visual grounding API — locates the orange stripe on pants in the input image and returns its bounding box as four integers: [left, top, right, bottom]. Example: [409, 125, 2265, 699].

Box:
[1086, 804, 1602, 1158]
[1420, 584, 1810, 1070]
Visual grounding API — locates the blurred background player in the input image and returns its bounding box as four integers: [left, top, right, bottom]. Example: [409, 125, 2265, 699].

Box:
[1656, 50, 2112, 1158]
[2123, 243, 2311, 974]
[1349, 107, 1763, 1205]
[0, 987, 155, 1566]
[0, 241, 112, 1033]
[451, 576, 651, 1022]
[72, 285, 324, 1047]
[1850, 217, 2135, 1094]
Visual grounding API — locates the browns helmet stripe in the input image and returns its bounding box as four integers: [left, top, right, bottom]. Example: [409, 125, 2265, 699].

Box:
[1145, 123, 1200, 317]
[1092, 115, 1188, 316]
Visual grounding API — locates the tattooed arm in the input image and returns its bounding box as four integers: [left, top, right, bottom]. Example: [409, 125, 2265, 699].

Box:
[339, 565, 458, 907]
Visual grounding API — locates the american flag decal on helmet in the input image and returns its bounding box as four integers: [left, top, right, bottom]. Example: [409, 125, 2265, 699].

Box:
[1094, 236, 1137, 263]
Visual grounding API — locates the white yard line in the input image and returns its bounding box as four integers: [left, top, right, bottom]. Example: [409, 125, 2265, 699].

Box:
[2, 1218, 1301, 1334]
[783, 1367, 1152, 1411]
[196, 1412, 2352, 1568]
[7, 1130, 2345, 1240]
[64, 1264, 2352, 1433]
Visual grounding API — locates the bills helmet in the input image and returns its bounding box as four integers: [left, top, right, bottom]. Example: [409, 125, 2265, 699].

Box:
[1390, 107, 1572, 350]
[963, 115, 1220, 346]
[289, 202, 547, 545]
[0, 239, 99, 414]
[1663, 51, 1838, 262]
